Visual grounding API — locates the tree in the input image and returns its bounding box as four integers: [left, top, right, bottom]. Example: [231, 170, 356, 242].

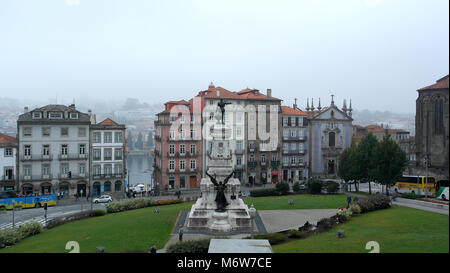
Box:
[135, 132, 144, 151]
[355, 133, 378, 194]
[338, 145, 359, 191]
[127, 131, 134, 151]
[368, 135, 408, 190]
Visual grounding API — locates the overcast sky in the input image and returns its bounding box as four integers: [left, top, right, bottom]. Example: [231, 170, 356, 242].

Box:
[0, 0, 448, 113]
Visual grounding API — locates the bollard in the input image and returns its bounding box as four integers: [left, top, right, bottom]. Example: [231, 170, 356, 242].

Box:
[149, 246, 157, 253]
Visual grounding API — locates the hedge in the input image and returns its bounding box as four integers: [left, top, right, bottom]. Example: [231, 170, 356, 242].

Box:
[250, 188, 279, 197]
[354, 194, 390, 213]
[166, 239, 211, 253]
[0, 222, 43, 248]
[106, 198, 182, 213]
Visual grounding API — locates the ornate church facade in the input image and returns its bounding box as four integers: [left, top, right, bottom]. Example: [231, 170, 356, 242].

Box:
[307, 96, 353, 178]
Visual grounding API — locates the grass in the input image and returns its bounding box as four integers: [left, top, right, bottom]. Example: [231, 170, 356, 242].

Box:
[243, 194, 349, 210]
[273, 205, 449, 253]
[0, 202, 194, 253]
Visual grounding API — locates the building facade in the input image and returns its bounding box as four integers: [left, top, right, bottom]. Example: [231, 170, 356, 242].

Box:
[153, 100, 202, 193]
[0, 133, 17, 191]
[307, 97, 353, 178]
[17, 105, 92, 196]
[415, 75, 449, 180]
[90, 118, 127, 198]
[281, 105, 309, 182]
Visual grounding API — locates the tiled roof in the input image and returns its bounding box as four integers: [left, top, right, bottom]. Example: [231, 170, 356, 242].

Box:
[204, 87, 243, 100]
[281, 106, 307, 116]
[0, 133, 17, 144]
[418, 75, 449, 91]
[236, 89, 281, 101]
[18, 104, 90, 123]
[98, 118, 119, 125]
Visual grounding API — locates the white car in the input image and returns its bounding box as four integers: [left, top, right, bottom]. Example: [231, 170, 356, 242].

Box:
[93, 195, 112, 203]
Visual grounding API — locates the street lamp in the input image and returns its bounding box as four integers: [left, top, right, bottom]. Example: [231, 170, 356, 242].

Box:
[248, 203, 256, 239]
[424, 155, 430, 198]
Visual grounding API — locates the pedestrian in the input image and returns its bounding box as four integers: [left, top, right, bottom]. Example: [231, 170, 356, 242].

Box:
[178, 226, 183, 242]
[346, 196, 352, 209]
[353, 196, 359, 202]
[386, 188, 390, 196]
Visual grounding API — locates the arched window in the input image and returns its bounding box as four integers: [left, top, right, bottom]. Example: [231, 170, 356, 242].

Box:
[329, 132, 335, 147]
[104, 181, 111, 192]
[434, 98, 444, 135]
[115, 181, 122, 191]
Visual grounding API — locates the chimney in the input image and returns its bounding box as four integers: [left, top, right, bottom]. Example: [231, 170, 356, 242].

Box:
[24, 107, 29, 113]
[267, 89, 272, 98]
[69, 104, 76, 109]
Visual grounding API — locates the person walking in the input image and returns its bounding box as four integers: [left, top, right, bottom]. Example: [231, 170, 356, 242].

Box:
[178, 226, 183, 242]
[346, 196, 352, 209]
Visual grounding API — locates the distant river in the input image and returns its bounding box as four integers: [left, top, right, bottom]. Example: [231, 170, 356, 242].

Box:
[126, 153, 153, 189]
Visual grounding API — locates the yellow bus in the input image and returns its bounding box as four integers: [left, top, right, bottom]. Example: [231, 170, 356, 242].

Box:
[394, 175, 436, 195]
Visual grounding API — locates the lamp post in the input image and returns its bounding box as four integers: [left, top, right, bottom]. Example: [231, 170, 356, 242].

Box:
[248, 204, 256, 239]
[424, 155, 429, 199]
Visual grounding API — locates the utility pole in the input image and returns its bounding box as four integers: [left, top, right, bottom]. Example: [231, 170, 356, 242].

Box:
[424, 155, 429, 199]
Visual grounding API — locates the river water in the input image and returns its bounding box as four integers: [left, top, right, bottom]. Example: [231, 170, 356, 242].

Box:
[126, 153, 153, 189]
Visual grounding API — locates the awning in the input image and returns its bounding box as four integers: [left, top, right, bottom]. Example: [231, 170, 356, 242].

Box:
[271, 172, 278, 176]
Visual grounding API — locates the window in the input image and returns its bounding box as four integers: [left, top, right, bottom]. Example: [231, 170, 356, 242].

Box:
[43, 145, 50, 156]
[168, 177, 175, 189]
[49, 112, 62, 119]
[290, 157, 296, 165]
[70, 112, 78, 119]
[180, 128, 186, 139]
[283, 117, 288, 126]
[236, 141, 242, 151]
[93, 132, 101, 143]
[180, 115, 185, 124]
[23, 127, 32, 137]
[169, 160, 175, 171]
[4, 148, 12, 157]
[24, 165, 31, 176]
[261, 154, 266, 163]
[291, 143, 296, 150]
[290, 117, 295, 126]
[115, 132, 123, 143]
[104, 132, 112, 143]
[24, 145, 31, 156]
[61, 128, 69, 137]
[104, 148, 112, 160]
[114, 164, 122, 174]
[61, 144, 68, 155]
[79, 164, 86, 175]
[93, 149, 101, 160]
[329, 132, 336, 147]
[169, 129, 175, 140]
[180, 176, 186, 188]
[190, 128, 195, 139]
[60, 163, 68, 174]
[180, 160, 186, 171]
[190, 159, 196, 170]
[115, 181, 122, 191]
[209, 112, 214, 120]
[283, 143, 288, 152]
[104, 164, 112, 175]
[93, 165, 101, 175]
[298, 129, 304, 139]
[42, 164, 50, 176]
[180, 144, 186, 155]
[78, 128, 86, 137]
[236, 157, 242, 165]
[290, 130, 296, 137]
[283, 129, 288, 138]
[169, 144, 175, 155]
[42, 127, 51, 137]
[32, 112, 42, 119]
[190, 144, 196, 155]
[237, 128, 242, 137]
[114, 148, 122, 160]
[299, 143, 304, 152]
[169, 115, 175, 123]
[79, 144, 86, 155]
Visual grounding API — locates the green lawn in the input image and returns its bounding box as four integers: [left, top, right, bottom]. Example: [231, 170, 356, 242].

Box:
[0, 202, 194, 253]
[243, 194, 349, 210]
[273, 205, 449, 253]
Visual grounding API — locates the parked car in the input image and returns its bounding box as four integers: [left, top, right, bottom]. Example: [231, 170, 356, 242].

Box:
[93, 195, 112, 203]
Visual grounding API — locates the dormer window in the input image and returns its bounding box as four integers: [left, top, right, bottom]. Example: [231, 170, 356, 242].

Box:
[49, 112, 63, 119]
[70, 112, 79, 119]
[32, 112, 42, 119]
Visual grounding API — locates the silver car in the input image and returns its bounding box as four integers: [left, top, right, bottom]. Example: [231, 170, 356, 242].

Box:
[93, 195, 112, 203]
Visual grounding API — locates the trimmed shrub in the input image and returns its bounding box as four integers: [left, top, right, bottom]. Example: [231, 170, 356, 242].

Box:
[106, 198, 181, 213]
[287, 229, 306, 239]
[250, 188, 279, 197]
[94, 209, 107, 216]
[0, 228, 23, 248]
[166, 239, 211, 253]
[324, 181, 340, 193]
[292, 182, 301, 192]
[307, 179, 323, 194]
[46, 210, 95, 229]
[18, 222, 43, 238]
[275, 182, 290, 195]
[316, 217, 336, 231]
[348, 204, 361, 215]
[251, 233, 289, 245]
[337, 208, 352, 220]
[401, 192, 422, 200]
[354, 195, 390, 213]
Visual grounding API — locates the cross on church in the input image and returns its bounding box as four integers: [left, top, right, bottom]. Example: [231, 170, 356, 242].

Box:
[331, 94, 334, 104]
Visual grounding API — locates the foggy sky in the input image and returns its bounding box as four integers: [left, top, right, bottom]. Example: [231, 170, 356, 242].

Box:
[0, 0, 448, 114]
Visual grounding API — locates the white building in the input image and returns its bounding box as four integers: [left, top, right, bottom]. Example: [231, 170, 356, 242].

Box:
[90, 118, 127, 198]
[17, 104, 92, 196]
[0, 133, 17, 191]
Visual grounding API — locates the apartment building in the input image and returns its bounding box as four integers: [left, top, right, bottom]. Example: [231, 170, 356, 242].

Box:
[153, 100, 202, 192]
[17, 104, 92, 196]
[90, 118, 126, 198]
[0, 133, 17, 191]
[281, 105, 309, 182]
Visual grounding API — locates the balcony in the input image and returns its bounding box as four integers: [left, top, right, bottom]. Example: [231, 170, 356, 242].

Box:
[58, 153, 89, 160]
[21, 174, 53, 181]
[248, 161, 258, 167]
[188, 152, 197, 157]
[235, 149, 244, 155]
[168, 153, 176, 158]
[92, 173, 123, 180]
[0, 175, 14, 182]
[235, 165, 244, 171]
[271, 160, 280, 166]
[282, 162, 289, 167]
[20, 154, 53, 161]
[260, 161, 267, 167]
[248, 146, 256, 152]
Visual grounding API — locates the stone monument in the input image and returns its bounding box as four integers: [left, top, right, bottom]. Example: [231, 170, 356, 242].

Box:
[186, 101, 252, 232]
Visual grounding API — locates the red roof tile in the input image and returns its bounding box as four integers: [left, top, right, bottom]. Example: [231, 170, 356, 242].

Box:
[98, 118, 119, 125]
[281, 106, 307, 116]
[418, 75, 449, 91]
[0, 133, 17, 144]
